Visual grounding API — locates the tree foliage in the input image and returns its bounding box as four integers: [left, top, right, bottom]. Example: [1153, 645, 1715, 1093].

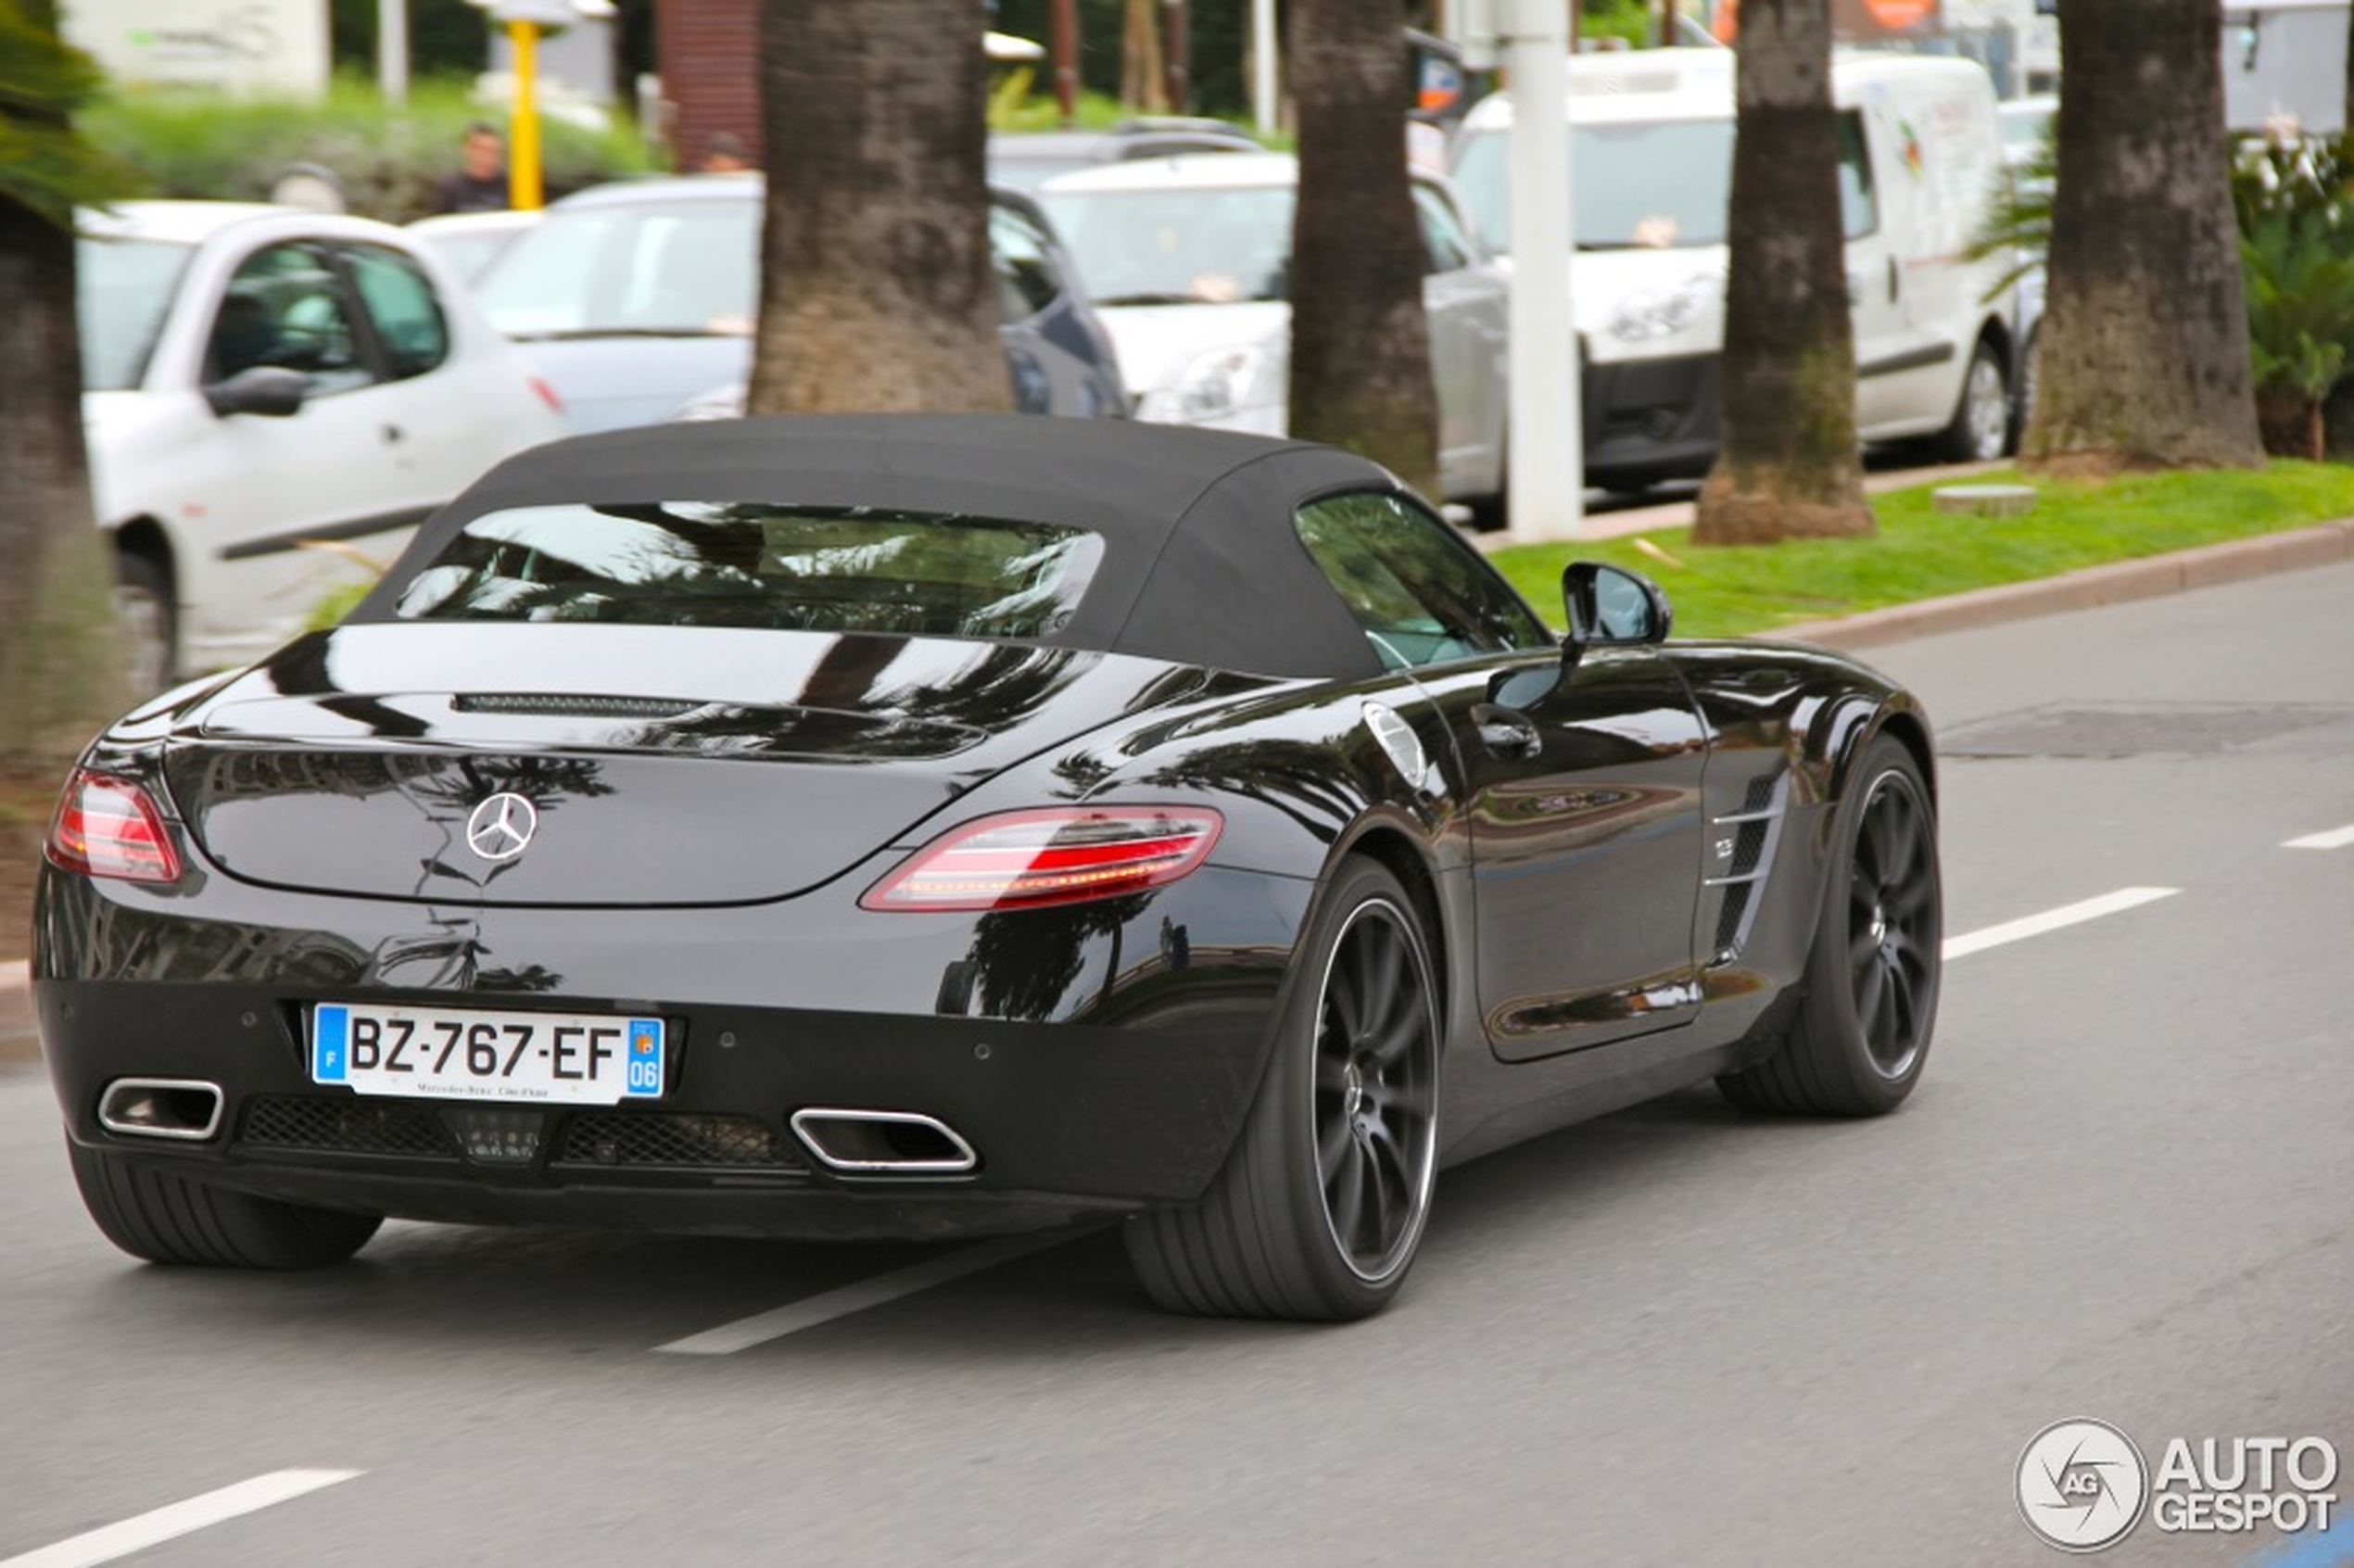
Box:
[0, 0, 131, 769]
[2233, 132, 2354, 458]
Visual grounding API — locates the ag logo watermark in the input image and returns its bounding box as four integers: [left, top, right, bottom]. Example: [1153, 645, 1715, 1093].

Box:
[2018, 1418, 2339, 1553]
[2018, 1420, 2147, 1552]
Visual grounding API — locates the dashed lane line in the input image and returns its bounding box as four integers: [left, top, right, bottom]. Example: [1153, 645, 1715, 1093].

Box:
[1, 1470, 362, 1568]
[1942, 887, 2182, 962]
[654, 1230, 1085, 1355]
[2284, 825, 2354, 851]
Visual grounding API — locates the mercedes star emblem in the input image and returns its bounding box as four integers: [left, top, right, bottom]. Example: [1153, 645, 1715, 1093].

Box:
[465, 791, 539, 863]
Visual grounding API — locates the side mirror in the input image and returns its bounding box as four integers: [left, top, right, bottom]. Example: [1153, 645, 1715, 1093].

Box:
[203, 366, 308, 419]
[1562, 562, 1672, 664]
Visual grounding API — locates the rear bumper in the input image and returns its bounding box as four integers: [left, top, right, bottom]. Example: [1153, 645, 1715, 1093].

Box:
[35, 863, 1310, 1237]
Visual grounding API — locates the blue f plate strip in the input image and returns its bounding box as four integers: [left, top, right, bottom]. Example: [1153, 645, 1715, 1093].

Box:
[313, 1004, 350, 1083]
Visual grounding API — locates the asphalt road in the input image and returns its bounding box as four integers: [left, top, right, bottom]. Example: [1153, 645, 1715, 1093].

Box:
[3, 563, 2350, 1567]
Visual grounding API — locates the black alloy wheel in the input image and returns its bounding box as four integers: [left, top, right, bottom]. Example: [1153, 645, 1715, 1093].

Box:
[1846, 765, 1940, 1080]
[1311, 891, 1440, 1283]
[1718, 735, 1942, 1117]
[1126, 858, 1441, 1320]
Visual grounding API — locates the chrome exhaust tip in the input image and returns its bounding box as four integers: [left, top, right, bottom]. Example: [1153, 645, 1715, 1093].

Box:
[97, 1078, 224, 1142]
[789, 1108, 979, 1175]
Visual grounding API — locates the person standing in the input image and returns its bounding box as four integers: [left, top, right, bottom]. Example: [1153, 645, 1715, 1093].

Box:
[434, 122, 509, 213]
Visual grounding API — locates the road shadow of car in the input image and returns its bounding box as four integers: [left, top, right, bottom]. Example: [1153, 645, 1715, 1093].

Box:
[63, 1081, 1928, 1365]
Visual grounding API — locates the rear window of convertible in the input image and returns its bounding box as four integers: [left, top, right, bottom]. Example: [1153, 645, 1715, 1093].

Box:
[390, 503, 1105, 640]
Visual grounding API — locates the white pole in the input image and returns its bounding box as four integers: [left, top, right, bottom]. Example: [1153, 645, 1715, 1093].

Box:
[378, 0, 410, 106]
[1251, 0, 1279, 135]
[1504, 0, 1581, 542]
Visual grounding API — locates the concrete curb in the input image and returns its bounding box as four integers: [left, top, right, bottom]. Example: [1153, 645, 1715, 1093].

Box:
[1768, 518, 2354, 650]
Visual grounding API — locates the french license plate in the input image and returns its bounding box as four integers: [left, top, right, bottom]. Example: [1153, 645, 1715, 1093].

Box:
[310, 1003, 664, 1106]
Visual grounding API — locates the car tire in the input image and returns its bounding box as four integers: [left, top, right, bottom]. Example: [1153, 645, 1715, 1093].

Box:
[1124, 859, 1441, 1321]
[1717, 736, 1942, 1118]
[1930, 338, 2010, 464]
[67, 1137, 383, 1269]
[114, 552, 175, 695]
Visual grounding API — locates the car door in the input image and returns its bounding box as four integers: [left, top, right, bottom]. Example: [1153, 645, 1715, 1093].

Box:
[1290, 493, 1709, 1064]
[174, 239, 426, 664]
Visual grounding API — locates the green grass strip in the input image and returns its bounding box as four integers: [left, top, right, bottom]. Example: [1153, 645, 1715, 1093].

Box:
[1487, 462, 2354, 637]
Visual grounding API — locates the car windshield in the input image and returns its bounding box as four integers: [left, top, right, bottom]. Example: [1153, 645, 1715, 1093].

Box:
[77, 236, 193, 390]
[1039, 184, 1294, 306]
[391, 503, 1106, 641]
[1450, 120, 1737, 254]
[475, 199, 757, 339]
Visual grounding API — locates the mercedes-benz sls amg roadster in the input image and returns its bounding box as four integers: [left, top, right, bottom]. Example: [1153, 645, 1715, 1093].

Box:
[35, 414, 1943, 1321]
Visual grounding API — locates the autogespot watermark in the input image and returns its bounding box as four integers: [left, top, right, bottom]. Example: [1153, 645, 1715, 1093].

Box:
[2017, 1418, 2339, 1553]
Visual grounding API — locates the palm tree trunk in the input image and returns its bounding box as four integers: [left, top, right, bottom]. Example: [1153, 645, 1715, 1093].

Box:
[745, 1, 1012, 415]
[1287, 0, 1439, 498]
[2026, 0, 2262, 471]
[1692, 0, 1872, 545]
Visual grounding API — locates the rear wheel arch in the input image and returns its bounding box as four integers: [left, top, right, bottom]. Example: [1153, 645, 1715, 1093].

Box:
[1331, 823, 1450, 1022]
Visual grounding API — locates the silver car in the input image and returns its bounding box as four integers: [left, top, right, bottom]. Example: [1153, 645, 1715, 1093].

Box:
[1039, 153, 1510, 511]
[471, 174, 1129, 433]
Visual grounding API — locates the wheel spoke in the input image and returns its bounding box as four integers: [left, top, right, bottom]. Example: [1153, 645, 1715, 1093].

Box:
[1356, 1129, 1392, 1253]
[1326, 1137, 1366, 1249]
[1854, 953, 1887, 1037]
[1358, 928, 1402, 1043]
[1364, 996, 1425, 1069]
[1324, 981, 1362, 1058]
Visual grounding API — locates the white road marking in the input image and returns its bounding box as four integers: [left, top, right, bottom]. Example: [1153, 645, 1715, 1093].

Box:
[1, 1470, 361, 1568]
[2284, 825, 2354, 851]
[655, 1231, 1081, 1355]
[1942, 887, 2181, 961]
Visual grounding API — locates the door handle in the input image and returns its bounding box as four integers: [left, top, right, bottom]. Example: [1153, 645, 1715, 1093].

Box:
[1472, 704, 1541, 759]
[1887, 256, 1901, 304]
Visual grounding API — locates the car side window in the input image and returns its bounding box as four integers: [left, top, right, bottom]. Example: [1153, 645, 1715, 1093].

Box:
[342, 243, 450, 381]
[990, 204, 1065, 322]
[1838, 111, 1878, 240]
[1293, 491, 1552, 670]
[207, 243, 373, 396]
[1411, 183, 1474, 275]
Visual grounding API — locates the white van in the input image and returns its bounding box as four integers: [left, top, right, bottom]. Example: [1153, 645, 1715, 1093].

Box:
[1450, 48, 2019, 488]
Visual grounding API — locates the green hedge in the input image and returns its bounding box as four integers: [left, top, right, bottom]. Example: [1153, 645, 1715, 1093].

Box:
[82, 72, 655, 224]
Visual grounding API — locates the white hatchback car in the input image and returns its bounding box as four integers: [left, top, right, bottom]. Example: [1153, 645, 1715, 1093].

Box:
[79, 201, 570, 686]
[1038, 153, 1510, 511]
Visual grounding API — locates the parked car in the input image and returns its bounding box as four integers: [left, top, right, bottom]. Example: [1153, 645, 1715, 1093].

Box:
[1451, 48, 2022, 487]
[987, 117, 1262, 190]
[404, 209, 542, 287]
[78, 201, 571, 688]
[1039, 153, 1509, 510]
[469, 173, 1128, 433]
[35, 413, 1942, 1321]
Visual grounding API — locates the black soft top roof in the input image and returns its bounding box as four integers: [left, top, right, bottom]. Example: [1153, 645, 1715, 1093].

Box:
[370, 413, 1411, 680]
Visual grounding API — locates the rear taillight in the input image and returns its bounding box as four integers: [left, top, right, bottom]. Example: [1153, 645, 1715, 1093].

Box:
[46, 770, 183, 883]
[529, 374, 564, 414]
[860, 806, 1222, 913]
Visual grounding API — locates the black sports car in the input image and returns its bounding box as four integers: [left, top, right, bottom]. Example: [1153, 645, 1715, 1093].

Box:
[35, 414, 1943, 1321]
